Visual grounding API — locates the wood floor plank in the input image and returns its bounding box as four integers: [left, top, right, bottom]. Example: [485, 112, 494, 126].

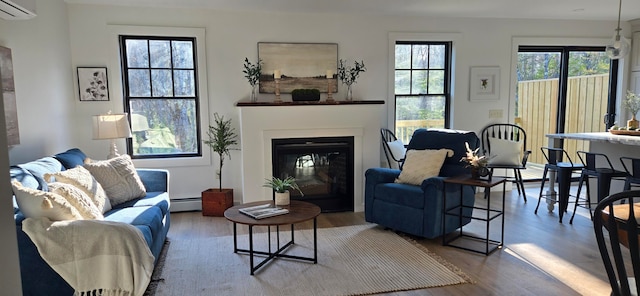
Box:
[165, 184, 613, 295]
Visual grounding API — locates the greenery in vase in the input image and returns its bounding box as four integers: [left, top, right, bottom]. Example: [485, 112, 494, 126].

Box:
[243, 57, 262, 87]
[204, 113, 239, 191]
[625, 90, 640, 118]
[263, 176, 304, 196]
[337, 59, 366, 86]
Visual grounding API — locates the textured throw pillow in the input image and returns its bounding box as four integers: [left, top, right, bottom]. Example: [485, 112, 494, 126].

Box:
[48, 182, 104, 220]
[45, 166, 112, 214]
[12, 180, 84, 221]
[386, 139, 406, 161]
[488, 137, 522, 166]
[395, 149, 454, 185]
[83, 154, 146, 206]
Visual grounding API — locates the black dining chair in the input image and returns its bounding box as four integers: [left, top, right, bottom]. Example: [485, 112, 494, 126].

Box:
[480, 123, 531, 201]
[593, 190, 640, 296]
[535, 147, 584, 223]
[381, 128, 405, 169]
[620, 156, 640, 191]
[569, 151, 627, 224]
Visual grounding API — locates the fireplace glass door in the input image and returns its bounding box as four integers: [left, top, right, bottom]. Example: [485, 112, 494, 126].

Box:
[272, 137, 354, 212]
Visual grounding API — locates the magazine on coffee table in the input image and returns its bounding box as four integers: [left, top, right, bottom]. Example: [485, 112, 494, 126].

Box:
[239, 203, 289, 219]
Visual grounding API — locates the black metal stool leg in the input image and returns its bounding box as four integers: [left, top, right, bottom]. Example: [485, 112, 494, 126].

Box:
[535, 167, 549, 214]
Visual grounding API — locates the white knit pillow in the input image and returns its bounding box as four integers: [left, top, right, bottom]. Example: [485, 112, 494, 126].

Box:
[45, 166, 112, 213]
[395, 149, 454, 185]
[12, 181, 84, 221]
[488, 137, 522, 166]
[48, 182, 104, 220]
[83, 154, 146, 206]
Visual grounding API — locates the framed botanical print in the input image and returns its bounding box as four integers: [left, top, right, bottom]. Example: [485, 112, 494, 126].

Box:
[77, 67, 109, 101]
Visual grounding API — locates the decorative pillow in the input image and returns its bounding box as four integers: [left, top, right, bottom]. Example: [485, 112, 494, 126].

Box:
[386, 139, 406, 161]
[488, 137, 522, 166]
[11, 180, 84, 221]
[48, 182, 104, 220]
[395, 149, 454, 185]
[45, 166, 112, 214]
[83, 154, 146, 206]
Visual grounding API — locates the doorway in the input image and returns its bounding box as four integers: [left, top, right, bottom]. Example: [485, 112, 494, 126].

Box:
[516, 46, 618, 181]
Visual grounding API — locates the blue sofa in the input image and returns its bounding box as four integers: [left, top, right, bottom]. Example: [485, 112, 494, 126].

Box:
[10, 148, 170, 296]
[365, 128, 478, 239]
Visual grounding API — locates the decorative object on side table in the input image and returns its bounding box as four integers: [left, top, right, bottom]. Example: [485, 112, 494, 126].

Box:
[624, 90, 640, 130]
[243, 57, 262, 102]
[263, 176, 304, 206]
[337, 59, 366, 101]
[327, 69, 334, 102]
[202, 113, 239, 216]
[460, 141, 490, 179]
[291, 89, 320, 101]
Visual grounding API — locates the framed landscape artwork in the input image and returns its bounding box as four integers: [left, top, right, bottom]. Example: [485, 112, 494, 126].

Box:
[258, 42, 338, 94]
[0, 45, 20, 146]
[77, 67, 109, 101]
[469, 66, 500, 101]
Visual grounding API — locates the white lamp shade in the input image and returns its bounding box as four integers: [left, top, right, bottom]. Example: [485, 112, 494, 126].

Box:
[92, 113, 132, 140]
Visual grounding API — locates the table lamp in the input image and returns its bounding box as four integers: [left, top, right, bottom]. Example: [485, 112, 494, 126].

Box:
[92, 112, 132, 159]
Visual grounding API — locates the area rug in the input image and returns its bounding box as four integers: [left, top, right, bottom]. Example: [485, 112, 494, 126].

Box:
[151, 224, 471, 296]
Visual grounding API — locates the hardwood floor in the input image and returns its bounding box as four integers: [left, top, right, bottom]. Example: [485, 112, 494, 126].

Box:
[167, 183, 612, 295]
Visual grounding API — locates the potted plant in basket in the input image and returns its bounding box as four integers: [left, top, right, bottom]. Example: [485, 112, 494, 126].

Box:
[263, 176, 304, 206]
[201, 113, 239, 216]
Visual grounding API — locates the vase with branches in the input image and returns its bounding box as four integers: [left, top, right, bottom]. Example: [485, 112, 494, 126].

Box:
[625, 90, 640, 129]
[243, 58, 262, 102]
[337, 59, 366, 101]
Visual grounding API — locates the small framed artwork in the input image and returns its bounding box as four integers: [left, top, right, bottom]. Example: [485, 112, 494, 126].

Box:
[77, 67, 109, 101]
[469, 66, 500, 101]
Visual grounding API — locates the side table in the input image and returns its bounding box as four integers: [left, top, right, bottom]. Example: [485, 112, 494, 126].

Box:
[442, 176, 506, 255]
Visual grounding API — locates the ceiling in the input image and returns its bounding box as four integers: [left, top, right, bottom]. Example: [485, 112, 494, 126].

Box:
[64, 0, 640, 22]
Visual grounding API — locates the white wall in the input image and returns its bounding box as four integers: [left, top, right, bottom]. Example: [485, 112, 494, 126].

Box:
[61, 3, 626, 207]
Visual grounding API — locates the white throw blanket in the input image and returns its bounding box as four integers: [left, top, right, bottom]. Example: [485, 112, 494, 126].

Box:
[22, 217, 155, 296]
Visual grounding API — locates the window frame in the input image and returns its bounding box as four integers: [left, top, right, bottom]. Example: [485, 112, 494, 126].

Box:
[119, 35, 202, 159]
[107, 25, 211, 169]
[388, 33, 459, 135]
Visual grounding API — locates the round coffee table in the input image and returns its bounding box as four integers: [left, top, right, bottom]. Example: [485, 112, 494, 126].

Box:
[224, 200, 321, 275]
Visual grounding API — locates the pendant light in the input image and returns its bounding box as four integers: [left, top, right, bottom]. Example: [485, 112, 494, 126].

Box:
[605, 0, 631, 59]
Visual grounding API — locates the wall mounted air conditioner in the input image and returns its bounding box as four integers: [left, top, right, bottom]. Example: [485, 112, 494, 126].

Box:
[0, 0, 36, 20]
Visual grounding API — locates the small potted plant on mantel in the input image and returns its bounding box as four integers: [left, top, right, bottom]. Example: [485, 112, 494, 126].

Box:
[263, 176, 304, 206]
[201, 113, 238, 216]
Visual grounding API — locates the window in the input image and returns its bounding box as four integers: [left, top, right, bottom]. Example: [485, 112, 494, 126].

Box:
[394, 42, 451, 143]
[119, 36, 200, 159]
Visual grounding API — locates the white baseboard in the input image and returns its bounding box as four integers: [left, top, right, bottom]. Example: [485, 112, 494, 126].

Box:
[170, 197, 202, 212]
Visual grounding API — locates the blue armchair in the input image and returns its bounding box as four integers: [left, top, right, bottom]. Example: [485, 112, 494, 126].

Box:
[365, 128, 479, 239]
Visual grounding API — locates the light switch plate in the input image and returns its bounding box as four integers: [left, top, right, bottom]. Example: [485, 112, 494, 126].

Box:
[489, 109, 503, 119]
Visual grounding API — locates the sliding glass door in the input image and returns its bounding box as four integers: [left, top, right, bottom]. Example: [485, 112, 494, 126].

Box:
[516, 46, 618, 180]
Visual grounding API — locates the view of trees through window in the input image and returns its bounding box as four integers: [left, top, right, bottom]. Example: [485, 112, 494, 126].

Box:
[394, 42, 450, 143]
[120, 36, 200, 158]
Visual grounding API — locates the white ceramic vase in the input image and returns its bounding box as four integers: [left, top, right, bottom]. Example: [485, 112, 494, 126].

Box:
[275, 191, 290, 206]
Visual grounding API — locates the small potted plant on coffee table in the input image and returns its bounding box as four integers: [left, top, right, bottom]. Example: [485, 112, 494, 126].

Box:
[263, 176, 304, 206]
[201, 113, 239, 216]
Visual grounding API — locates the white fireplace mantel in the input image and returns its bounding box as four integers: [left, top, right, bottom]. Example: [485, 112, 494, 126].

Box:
[237, 101, 384, 212]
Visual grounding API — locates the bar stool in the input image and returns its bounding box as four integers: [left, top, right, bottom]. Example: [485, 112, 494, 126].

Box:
[535, 147, 584, 223]
[620, 156, 640, 190]
[569, 151, 626, 224]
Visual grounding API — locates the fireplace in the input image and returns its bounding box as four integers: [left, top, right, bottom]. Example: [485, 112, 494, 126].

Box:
[272, 136, 354, 212]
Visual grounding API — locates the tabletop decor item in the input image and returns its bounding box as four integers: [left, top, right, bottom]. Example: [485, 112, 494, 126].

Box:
[337, 59, 366, 101]
[243, 58, 262, 102]
[624, 90, 640, 129]
[460, 142, 489, 179]
[263, 176, 304, 206]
